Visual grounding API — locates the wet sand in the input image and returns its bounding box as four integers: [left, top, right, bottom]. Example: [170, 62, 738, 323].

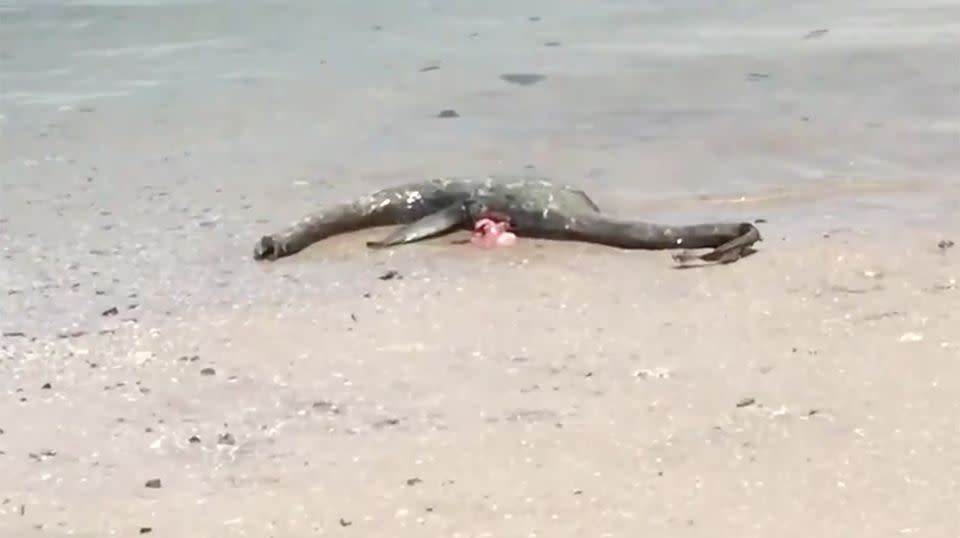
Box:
[2, 1, 960, 536]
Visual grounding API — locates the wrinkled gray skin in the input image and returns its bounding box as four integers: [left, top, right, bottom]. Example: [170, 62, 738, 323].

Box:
[253, 176, 762, 264]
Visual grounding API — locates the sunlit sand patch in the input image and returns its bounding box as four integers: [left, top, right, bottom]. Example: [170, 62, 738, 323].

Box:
[66, 0, 215, 5]
[0, 68, 75, 80]
[68, 19, 96, 30]
[121, 79, 164, 87]
[73, 38, 235, 59]
[218, 71, 291, 81]
[3, 90, 133, 106]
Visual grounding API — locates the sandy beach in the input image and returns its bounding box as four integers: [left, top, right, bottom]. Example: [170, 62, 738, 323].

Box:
[2, 1, 960, 536]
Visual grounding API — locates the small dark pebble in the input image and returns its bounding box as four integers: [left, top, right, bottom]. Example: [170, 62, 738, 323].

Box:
[350, 313, 357, 322]
[373, 418, 401, 429]
[803, 28, 829, 39]
[217, 432, 236, 446]
[573, 489, 583, 495]
[200, 367, 216, 376]
[144, 479, 162, 489]
[2, 331, 27, 338]
[754, 218, 768, 224]
[188, 435, 201, 444]
[437, 109, 460, 119]
[57, 330, 87, 339]
[736, 397, 756, 408]
[41, 383, 51, 390]
[339, 518, 352, 527]
[378, 270, 401, 280]
[938, 239, 954, 250]
[528, 16, 541, 21]
[101, 306, 119, 317]
[312, 400, 342, 414]
[543, 41, 562, 47]
[807, 409, 819, 416]
[362, 292, 371, 298]
[139, 527, 152, 534]
[405, 477, 422, 486]
[28, 449, 57, 461]
[499, 73, 547, 86]
[419, 65, 440, 72]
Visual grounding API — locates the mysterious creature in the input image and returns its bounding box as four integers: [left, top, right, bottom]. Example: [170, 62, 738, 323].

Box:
[253, 177, 761, 264]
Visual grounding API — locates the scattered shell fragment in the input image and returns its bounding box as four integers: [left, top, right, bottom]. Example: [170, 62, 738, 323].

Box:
[899, 332, 924, 343]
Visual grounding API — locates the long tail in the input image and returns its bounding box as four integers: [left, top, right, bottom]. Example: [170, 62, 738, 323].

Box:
[568, 216, 762, 264]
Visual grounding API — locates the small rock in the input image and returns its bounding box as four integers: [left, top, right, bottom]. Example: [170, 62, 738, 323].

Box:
[139, 527, 152, 534]
[378, 270, 400, 281]
[41, 383, 51, 390]
[499, 73, 547, 86]
[188, 435, 201, 444]
[339, 518, 352, 527]
[200, 367, 216, 376]
[736, 397, 756, 408]
[405, 477, 422, 486]
[803, 28, 829, 39]
[144, 478, 162, 489]
[938, 239, 954, 250]
[437, 109, 459, 119]
[217, 432, 236, 446]
[101, 306, 119, 317]
[373, 418, 401, 429]
[419, 65, 440, 72]
[312, 401, 342, 414]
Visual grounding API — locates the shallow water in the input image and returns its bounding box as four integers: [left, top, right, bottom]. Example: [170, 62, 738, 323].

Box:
[2, 0, 959, 336]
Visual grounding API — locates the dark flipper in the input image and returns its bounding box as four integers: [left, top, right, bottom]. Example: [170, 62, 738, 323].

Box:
[566, 216, 761, 264]
[671, 223, 762, 264]
[366, 203, 466, 249]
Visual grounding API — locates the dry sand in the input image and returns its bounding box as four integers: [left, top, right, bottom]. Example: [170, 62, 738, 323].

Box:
[2, 1, 960, 536]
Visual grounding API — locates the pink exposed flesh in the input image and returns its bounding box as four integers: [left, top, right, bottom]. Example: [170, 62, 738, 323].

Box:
[470, 217, 516, 248]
